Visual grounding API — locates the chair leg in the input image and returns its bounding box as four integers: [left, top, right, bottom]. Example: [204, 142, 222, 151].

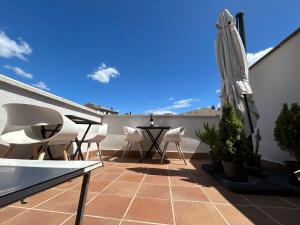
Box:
[137, 142, 144, 159]
[126, 141, 132, 158]
[96, 142, 104, 165]
[38, 144, 47, 160]
[63, 142, 72, 161]
[176, 142, 187, 165]
[31, 145, 39, 160]
[121, 141, 130, 160]
[1, 144, 14, 158]
[85, 143, 91, 160]
[161, 142, 169, 164]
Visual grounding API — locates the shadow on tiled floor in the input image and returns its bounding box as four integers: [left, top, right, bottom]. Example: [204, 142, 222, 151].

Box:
[1, 157, 300, 225]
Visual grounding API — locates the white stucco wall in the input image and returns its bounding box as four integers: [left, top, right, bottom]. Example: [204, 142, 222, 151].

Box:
[0, 75, 102, 158]
[100, 115, 220, 154]
[249, 30, 300, 163]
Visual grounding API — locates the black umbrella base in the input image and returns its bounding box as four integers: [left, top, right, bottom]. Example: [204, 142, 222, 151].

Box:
[201, 164, 300, 196]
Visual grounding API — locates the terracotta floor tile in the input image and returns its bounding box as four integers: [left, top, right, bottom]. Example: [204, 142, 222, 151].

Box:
[121, 221, 156, 225]
[54, 177, 82, 189]
[281, 197, 300, 208]
[36, 190, 96, 213]
[125, 197, 173, 224]
[105, 167, 127, 173]
[0, 207, 25, 223]
[72, 179, 111, 192]
[169, 175, 199, 186]
[245, 195, 296, 207]
[91, 167, 105, 176]
[117, 173, 145, 183]
[261, 207, 300, 225]
[171, 186, 209, 202]
[143, 174, 169, 185]
[103, 181, 140, 196]
[93, 172, 123, 181]
[12, 189, 63, 208]
[2, 209, 70, 225]
[173, 201, 227, 225]
[203, 187, 250, 204]
[146, 168, 168, 176]
[137, 183, 170, 199]
[85, 193, 132, 219]
[193, 173, 221, 187]
[216, 204, 279, 225]
[63, 215, 120, 225]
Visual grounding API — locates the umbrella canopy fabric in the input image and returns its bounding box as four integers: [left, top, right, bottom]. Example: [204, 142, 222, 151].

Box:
[216, 9, 259, 136]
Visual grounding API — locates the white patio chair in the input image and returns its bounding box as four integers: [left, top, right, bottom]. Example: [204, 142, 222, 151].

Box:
[75, 124, 107, 163]
[0, 103, 78, 160]
[122, 126, 144, 160]
[161, 127, 187, 165]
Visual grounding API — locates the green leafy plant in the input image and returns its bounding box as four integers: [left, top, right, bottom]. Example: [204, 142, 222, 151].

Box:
[274, 103, 300, 161]
[195, 123, 218, 150]
[216, 104, 250, 162]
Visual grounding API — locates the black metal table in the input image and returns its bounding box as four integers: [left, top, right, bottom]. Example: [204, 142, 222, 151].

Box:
[0, 159, 102, 225]
[65, 115, 102, 160]
[137, 126, 170, 163]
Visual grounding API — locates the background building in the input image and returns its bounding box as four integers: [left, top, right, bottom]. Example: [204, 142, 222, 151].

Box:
[85, 103, 118, 115]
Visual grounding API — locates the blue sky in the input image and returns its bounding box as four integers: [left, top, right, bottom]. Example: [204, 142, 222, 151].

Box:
[0, 1, 299, 114]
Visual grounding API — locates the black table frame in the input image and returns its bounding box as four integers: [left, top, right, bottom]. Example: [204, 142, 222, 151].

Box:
[137, 126, 170, 163]
[39, 124, 62, 160]
[65, 115, 102, 160]
[0, 162, 101, 225]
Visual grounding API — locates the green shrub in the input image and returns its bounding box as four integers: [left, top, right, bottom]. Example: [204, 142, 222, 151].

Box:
[274, 103, 300, 161]
[195, 123, 218, 150]
[216, 104, 250, 162]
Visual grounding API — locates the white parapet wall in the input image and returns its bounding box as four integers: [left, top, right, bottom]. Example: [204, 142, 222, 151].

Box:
[100, 114, 220, 155]
[0, 74, 221, 159]
[0, 75, 102, 158]
[249, 28, 300, 164]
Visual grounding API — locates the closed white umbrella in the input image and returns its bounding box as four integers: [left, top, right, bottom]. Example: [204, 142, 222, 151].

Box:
[216, 9, 259, 136]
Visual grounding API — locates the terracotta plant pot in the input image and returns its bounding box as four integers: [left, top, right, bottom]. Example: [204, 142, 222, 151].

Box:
[222, 160, 242, 179]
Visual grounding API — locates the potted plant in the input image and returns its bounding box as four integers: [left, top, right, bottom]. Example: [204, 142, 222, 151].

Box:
[216, 104, 251, 179]
[247, 129, 262, 168]
[274, 103, 300, 182]
[195, 123, 221, 170]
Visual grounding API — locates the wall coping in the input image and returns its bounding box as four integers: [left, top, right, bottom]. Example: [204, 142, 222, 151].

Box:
[0, 74, 101, 117]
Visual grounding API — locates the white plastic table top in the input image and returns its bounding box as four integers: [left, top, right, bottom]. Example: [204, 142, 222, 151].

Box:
[0, 159, 102, 197]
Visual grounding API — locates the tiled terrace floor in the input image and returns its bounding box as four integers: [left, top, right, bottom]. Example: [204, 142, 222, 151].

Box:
[1, 157, 300, 225]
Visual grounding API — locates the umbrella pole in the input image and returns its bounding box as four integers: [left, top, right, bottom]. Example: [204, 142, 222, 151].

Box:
[235, 12, 254, 134]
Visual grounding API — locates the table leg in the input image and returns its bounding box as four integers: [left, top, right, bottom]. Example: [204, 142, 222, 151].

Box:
[74, 124, 92, 160]
[140, 129, 167, 162]
[75, 172, 91, 225]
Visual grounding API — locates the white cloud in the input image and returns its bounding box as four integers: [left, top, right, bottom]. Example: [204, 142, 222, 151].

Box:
[247, 47, 273, 66]
[217, 102, 221, 108]
[87, 63, 120, 83]
[33, 81, 49, 91]
[0, 31, 32, 60]
[216, 89, 220, 94]
[168, 97, 174, 101]
[172, 99, 197, 109]
[4, 65, 33, 79]
[145, 109, 176, 115]
[145, 98, 198, 115]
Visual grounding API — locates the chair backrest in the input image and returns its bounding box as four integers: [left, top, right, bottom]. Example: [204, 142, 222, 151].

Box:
[1, 103, 78, 145]
[123, 126, 144, 142]
[166, 127, 185, 136]
[77, 124, 108, 142]
[3, 103, 62, 126]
